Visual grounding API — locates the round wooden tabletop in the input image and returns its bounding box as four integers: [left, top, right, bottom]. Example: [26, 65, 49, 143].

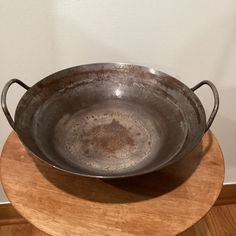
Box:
[0, 131, 224, 236]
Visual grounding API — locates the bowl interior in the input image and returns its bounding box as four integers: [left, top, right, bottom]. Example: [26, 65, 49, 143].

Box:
[33, 91, 187, 176]
[15, 63, 205, 178]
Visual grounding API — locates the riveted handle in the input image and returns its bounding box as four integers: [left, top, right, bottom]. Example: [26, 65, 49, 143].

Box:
[191, 80, 219, 132]
[1, 79, 30, 130]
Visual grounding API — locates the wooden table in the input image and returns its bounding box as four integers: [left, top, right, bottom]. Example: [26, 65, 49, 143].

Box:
[0, 131, 224, 236]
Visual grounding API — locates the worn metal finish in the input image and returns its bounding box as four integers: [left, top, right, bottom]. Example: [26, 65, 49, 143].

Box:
[1, 63, 219, 178]
[1, 79, 29, 129]
[191, 80, 219, 131]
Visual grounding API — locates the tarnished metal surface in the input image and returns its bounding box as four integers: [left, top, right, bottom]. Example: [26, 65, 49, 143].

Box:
[51, 100, 176, 175]
[1, 63, 219, 178]
[81, 119, 135, 154]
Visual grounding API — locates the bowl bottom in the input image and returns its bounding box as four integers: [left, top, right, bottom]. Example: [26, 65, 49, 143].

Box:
[53, 100, 163, 175]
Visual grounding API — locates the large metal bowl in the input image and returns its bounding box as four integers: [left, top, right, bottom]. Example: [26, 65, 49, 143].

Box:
[1, 63, 219, 178]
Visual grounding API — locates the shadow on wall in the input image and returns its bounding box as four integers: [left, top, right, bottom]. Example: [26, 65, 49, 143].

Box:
[181, 85, 236, 183]
[212, 91, 236, 183]
[214, 115, 236, 156]
[171, 15, 236, 182]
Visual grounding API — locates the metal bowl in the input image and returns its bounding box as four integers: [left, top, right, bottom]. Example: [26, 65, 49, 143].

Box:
[1, 63, 219, 178]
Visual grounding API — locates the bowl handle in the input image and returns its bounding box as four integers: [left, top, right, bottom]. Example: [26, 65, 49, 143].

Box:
[1, 79, 30, 130]
[191, 80, 219, 132]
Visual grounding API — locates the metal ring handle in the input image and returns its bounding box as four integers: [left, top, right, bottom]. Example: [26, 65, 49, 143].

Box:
[191, 80, 219, 132]
[1, 79, 30, 130]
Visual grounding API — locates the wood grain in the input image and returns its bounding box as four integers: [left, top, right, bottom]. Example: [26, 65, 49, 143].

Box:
[0, 223, 49, 236]
[192, 218, 211, 236]
[180, 204, 236, 235]
[205, 204, 236, 235]
[216, 184, 236, 205]
[0, 131, 224, 236]
[0, 204, 26, 225]
[1, 204, 235, 236]
[1, 182, 234, 226]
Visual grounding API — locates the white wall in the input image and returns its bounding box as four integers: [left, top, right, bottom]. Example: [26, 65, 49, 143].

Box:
[1, 0, 236, 194]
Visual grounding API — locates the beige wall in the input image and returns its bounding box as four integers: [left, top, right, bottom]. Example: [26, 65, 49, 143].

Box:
[1, 0, 236, 192]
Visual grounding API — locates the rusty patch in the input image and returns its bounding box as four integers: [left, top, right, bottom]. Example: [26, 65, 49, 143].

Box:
[81, 119, 134, 154]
